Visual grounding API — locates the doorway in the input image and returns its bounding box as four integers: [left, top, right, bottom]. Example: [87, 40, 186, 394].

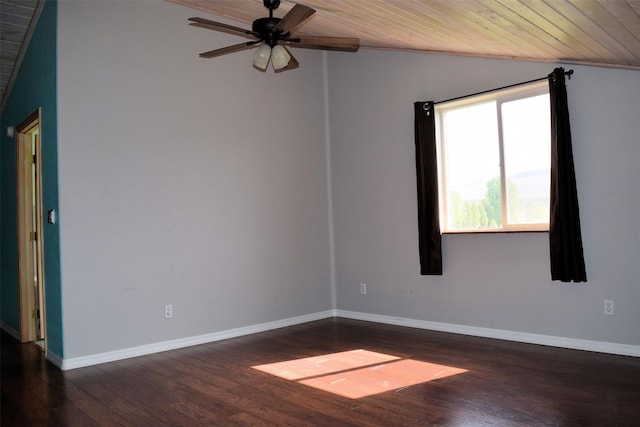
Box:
[16, 109, 46, 348]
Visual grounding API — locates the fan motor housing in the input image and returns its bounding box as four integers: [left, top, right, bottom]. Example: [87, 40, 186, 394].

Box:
[252, 17, 281, 34]
[252, 17, 283, 45]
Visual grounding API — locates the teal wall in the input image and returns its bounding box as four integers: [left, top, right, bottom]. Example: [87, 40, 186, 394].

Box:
[0, 0, 62, 357]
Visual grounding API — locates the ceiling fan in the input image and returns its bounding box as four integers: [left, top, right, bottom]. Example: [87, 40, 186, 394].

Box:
[188, 0, 360, 73]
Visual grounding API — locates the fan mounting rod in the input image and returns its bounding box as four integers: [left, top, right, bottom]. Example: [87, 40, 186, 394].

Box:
[264, 0, 280, 17]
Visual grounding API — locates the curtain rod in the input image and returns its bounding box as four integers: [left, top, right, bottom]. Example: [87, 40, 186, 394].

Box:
[434, 69, 574, 105]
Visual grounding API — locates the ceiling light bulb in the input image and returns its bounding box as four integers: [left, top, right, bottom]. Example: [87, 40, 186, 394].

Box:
[252, 44, 272, 71]
[271, 45, 291, 70]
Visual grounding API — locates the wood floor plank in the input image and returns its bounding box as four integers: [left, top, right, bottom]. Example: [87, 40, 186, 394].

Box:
[72, 396, 134, 427]
[3, 319, 640, 426]
[112, 357, 236, 423]
[65, 368, 166, 426]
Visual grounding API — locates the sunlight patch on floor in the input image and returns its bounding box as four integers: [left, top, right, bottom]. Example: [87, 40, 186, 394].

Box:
[252, 349, 468, 398]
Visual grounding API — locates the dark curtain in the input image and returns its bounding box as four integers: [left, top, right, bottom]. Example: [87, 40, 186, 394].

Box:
[548, 68, 587, 282]
[414, 101, 442, 275]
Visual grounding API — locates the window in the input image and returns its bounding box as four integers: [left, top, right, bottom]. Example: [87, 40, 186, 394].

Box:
[436, 82, 550, 233]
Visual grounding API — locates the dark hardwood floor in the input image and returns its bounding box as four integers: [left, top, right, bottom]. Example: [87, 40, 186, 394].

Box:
[2, 318, 640, 426]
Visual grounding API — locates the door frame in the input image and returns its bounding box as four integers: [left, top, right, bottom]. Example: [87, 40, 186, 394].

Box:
[16, 108, 46, 345]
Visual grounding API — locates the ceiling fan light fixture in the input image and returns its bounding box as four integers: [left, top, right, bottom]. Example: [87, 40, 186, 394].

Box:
[252, 44, 272, 71]
[189, 3, 360, 72]
[271, 45, 291, 71]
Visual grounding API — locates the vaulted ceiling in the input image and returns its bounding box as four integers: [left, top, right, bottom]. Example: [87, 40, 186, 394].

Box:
[2, 1, 640, 107]
[170, 0, 640, 69]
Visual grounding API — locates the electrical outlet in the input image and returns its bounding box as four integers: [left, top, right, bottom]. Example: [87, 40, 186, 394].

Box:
[164, 304, 173, 319]
[360, 283, 367, 295]
[604, 300, 614, 315]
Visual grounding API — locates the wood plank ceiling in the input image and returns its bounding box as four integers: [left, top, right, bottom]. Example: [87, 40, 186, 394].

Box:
[2, 1, 640, 107]
[0, 0, 40, 107]
[170, 0, 640, 69]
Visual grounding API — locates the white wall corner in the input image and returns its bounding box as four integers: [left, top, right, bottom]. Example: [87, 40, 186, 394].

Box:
[322, 50, 337, 310]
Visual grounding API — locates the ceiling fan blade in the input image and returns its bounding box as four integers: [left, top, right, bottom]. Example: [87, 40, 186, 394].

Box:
[273, 4, 315, 34]
[189, 17, 258, 39]
[199, 41, 259, 58]
[274, 47, 299, 73]
[287, 36, 360, 52]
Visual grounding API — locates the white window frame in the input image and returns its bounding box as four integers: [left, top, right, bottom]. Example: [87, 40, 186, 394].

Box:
[435, 81, 550, 233]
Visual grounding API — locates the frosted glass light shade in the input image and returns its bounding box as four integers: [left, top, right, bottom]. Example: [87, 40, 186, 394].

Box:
[271, 45, 291, 70]
[253, 44, 272, 70]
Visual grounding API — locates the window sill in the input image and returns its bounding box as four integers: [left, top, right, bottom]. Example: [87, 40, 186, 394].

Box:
[442, 229, 548, 235]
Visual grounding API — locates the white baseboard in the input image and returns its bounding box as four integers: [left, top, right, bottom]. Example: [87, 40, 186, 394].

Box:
[336, 310, 640, 358]
[53, 308, 640, 370]
[60, 310, 334, 370]
[46, 350, 64, 369]
[0, 322, 21, 341]
[1, 322, 65, 368]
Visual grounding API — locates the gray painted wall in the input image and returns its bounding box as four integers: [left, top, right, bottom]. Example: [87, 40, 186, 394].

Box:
[55, 0, 639, 359]
[57, 1, 332, 358]
[328, 50, 640, 346]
